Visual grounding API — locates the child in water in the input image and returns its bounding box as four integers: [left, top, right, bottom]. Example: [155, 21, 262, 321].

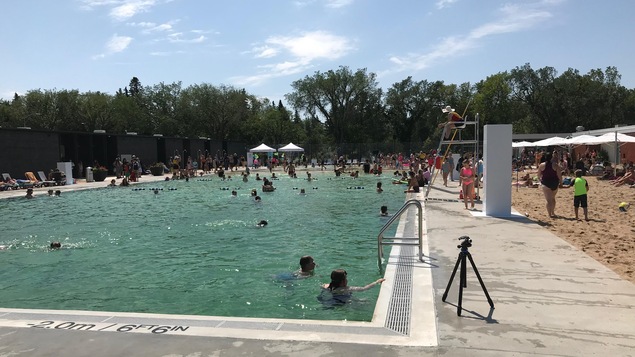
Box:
[380, 206, 389, 216]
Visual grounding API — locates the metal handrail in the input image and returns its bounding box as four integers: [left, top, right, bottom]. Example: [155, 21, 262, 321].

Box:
[377, 198, 423, 269]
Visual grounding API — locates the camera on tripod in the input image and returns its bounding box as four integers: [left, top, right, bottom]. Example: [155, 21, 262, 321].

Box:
[443, 235, 494, 316]
[457, 236, 472, 249]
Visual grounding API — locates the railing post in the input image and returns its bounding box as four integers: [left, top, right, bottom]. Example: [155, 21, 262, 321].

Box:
[377, 198, 425, 271]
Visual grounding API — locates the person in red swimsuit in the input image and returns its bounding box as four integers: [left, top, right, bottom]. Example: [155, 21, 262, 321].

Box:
[438, 105, 464, 139]
[460, 160, 476, 209]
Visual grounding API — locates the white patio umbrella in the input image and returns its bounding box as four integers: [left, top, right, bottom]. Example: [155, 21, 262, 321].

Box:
[530, 136, 568, 147]
[277, 142, 304, 152]
[583, 132, 635, 145]
[564, 134, 599, 145]
[512, 141, 534, 148]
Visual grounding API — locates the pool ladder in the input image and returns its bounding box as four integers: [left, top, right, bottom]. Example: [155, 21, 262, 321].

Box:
[377, 199, 424, 269]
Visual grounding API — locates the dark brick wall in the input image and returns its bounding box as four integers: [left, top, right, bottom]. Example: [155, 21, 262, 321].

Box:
[117, 135, 158, 168]
[0, 128, 246, 179]
[0, 129, 59, 179]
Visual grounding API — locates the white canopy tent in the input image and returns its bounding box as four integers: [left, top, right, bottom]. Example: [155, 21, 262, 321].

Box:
[248, 143, 276, 153]
[247, 143, 275, 167]
[277, 142, 304, 152]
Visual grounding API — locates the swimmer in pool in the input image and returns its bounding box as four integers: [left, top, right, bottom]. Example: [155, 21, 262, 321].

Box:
[257, 220, 268, 227]
[376, 182, 383, 193]
[380, 205, 389, 216]
[297, 255, 316, 277]
[320, 269, 385, 304]
[50, 241, 61, 249]
[255, 195, 262, 202]
[231, 190, 237, 197]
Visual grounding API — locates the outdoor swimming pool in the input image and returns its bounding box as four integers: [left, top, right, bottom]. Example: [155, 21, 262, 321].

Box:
[0, 171, 405, 321]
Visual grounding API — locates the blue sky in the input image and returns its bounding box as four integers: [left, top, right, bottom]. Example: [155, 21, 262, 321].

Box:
[1, 0, 634, 103]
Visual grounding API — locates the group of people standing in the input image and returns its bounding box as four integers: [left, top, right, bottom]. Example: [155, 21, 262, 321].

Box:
[537, 150, 590, 220]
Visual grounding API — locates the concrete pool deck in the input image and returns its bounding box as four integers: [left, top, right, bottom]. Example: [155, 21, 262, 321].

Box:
[1, 169, 634, 356]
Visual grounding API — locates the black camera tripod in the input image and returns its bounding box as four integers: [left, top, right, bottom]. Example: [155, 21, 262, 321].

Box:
[442, 236, 494, 316]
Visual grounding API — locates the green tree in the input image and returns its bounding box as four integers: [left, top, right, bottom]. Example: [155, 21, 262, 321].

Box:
[286, 66, 384, 147]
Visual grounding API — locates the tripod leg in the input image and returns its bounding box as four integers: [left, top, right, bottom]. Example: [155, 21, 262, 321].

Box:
[442, 253, 462, 302]
[466, 252, 495, 309]
[457, 253, 466, 316]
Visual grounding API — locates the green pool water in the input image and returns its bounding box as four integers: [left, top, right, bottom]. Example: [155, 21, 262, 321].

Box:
[0, 171, 404, 321]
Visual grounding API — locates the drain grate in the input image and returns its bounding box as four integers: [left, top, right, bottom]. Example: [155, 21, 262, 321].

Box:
[384, 245, 414, 335]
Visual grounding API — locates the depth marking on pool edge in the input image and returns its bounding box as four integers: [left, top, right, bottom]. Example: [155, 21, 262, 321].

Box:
[24, 320, 189, 335]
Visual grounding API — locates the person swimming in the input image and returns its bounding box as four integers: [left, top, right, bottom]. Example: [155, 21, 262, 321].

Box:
[50, 241, 61, 249]
[257, 220, 268, 227]
[319, 269, 385, 306]
[297, 255, 316, 276]
[380, 205, 389, 216]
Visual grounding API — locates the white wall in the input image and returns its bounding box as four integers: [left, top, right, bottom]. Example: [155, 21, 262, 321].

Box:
[483, 125, 512, 217]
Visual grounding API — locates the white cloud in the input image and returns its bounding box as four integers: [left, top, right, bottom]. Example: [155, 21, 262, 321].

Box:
[150, 50, 184, 56]
[388, 1, 558, 73]
[79, 0, 121, 10]
[130, 20, 179, 34]
[293, 0, 353, 9]
[325, 0, 354, 9]
[167, 33, 206, 43]
[92, 34, 133, 59]
[110, 0, 157, 21]
[233, 31, 354, 87]
[254, 46, 278, 59]
[128, 21, 156, 28]
[435, 0, 458, 9]
[265, 31, 353, 61]
[79, 0, 160, 21]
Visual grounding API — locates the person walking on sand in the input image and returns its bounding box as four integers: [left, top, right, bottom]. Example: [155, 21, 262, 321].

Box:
[537, 151, 562, 218]
[573, 169, 589, 221]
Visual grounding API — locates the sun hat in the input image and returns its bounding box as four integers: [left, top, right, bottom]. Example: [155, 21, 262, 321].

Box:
[442, 105, 455, 113]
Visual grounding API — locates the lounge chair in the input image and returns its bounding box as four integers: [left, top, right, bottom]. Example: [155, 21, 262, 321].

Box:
[24, 172, 44, 188]
[2, 173, 33, 189]
[37, 171, 57, 186]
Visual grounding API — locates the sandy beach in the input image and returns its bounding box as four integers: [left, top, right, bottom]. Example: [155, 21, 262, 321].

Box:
[511, 170, 635, 283]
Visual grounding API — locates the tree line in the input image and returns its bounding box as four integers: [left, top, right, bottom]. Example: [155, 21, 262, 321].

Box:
[1, 63, 633, 154]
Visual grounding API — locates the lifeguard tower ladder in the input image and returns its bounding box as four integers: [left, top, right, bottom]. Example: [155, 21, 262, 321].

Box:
[425, 113, 480, 200]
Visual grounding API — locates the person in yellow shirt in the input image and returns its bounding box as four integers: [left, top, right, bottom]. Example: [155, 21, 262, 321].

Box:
[573, 169, 589, 221]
